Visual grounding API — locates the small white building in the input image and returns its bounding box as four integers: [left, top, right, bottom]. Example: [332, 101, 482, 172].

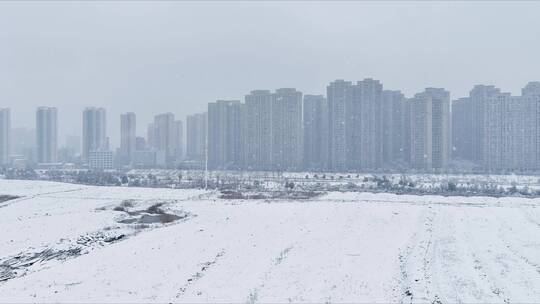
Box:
[89, 150, 113, 170]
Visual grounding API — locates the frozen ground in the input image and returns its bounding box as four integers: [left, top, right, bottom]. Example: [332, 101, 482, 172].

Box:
[1, 179, 540, 303]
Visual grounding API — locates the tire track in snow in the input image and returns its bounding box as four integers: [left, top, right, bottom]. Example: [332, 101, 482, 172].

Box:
[461, 206, 540, 302]
[175, 249, 226, 299]
[243, 205, 345, 303]
[490, 209, 540, 299]
[402, 205, 495, 303]
[245, 245, 294, 304]
[0, 187, 86, 209]
[394, 207, 438, 304]
[461, 210, 512, 303]
[520, 206, 540, 229]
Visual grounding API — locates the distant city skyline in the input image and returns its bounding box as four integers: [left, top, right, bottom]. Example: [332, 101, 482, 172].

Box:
[2, 2, 540, 146]
[3, 77, 539, 151]
[2, 78, 540, 173]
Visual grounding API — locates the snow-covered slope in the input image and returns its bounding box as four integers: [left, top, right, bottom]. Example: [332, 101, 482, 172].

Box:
[1, 180, 540, 303]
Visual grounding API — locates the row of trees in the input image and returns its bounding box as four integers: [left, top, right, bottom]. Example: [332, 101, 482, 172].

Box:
[3, 168, 538, 198]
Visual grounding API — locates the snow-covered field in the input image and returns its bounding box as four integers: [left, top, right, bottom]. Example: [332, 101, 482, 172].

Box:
[1, 179, 540, 303]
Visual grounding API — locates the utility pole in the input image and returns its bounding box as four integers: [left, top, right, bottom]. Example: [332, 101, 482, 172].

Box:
[204, 119, 209, 190]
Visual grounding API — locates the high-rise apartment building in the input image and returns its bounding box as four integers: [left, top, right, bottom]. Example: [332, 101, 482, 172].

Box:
[152, 113, 175, 162]
[327, 79, 398, 171]
[208, 100, 243, 169]
[0, 108, 10, 166]
[451, 82, 540, 172]
[36, 107, 58, 163]
[483, 89, 540, 172]
[469, 85, 502, 163]
[245, 90, 274, 170]
[173, 120, 184, 161]
[186, 112, 207, 161]
[408, 88, 451, 170]
[381, 90, 405, 166]
[483, 93, 517, 171]
[345, 79, 383, 169]
[408, 96, 429, 170]
[451, 85, 504, 165]
[272, 88, 303, 170]
[120, 112, 136, 164]
[303, 95, 328, 170]
[82, 107, 107, 162]
[242, 88, 303, 171]
[451, 97, 474, 161]
[327, 80, 352, 171]
[522, 82, 540, 170]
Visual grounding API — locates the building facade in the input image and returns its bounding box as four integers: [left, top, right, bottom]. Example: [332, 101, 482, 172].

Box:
[173, 120, 183, 162]
[186, 112, 207, 162]
[208, 100, 243, 169]
[82, 107, 107, 162]
[450, 82, 540, 172]
[408, 88, 451, 170]
[244, 90, 274, 170]
[152, 113, 175, 163]
[36, 107, 58, 164]
[469, 85, 502, 163]
[120, 112, 136, 164]
[381, 90, 405, 166]
[89, 150, 114, 170]
[345, 79, 383, 169]
[451, 97, 473, 161]
[272, 88, 303, 170]
[483, 91, 540, 172]
[303, 95, 328, 170]
[327, 80, 351, 171]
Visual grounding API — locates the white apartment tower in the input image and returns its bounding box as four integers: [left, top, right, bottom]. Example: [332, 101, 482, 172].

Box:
[36, 107, 58, 163]
[303, 95, 328, 170]
[120, 112, 136, 163]
[345, 79, 383, 169]
[482, 84, 540, 172]
[272, 88, 303, 170]
[470, 85, 502, 163]
[82, 107, 107, 162]
[244, 90, 274, 170]
[173, 120, 184, 161]
[208, 100, 243, 169]
[381, 90, 406, 166]
[186, 112, 207, 161]
[408, 88, 451, 170]
[327, 80, 352, 171]
[451, 97, 474, 161]
[152, 113, 175, 162]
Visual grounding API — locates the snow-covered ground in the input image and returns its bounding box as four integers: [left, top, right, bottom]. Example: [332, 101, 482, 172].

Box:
[1, 179, 540, 303]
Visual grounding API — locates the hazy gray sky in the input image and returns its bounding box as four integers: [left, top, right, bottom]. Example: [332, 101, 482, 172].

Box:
[1, 1, 539, 148]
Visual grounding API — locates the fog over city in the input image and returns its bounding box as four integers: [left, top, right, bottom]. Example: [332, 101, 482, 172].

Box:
[2, 1, 540, 147]
[5, 2, 540, 303]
